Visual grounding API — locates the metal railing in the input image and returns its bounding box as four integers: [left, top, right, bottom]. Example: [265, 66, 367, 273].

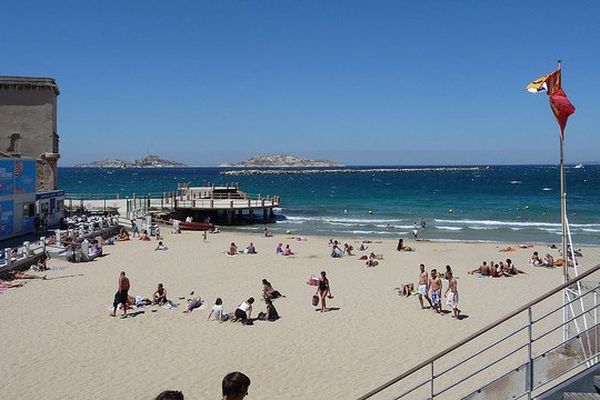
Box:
[357, 262, 600, 400]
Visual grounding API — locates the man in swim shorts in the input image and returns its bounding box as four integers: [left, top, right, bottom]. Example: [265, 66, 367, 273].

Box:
[417, 264, 433, 309]
[429, 269, 443, 314]
[444, 269, 461, 319]
[111, 271, 130, 317]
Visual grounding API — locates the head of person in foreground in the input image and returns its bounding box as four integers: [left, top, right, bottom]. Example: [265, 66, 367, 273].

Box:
[222, 371, 251, 400]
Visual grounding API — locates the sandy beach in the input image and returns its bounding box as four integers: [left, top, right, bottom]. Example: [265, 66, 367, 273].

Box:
[2, 228, 599, 400]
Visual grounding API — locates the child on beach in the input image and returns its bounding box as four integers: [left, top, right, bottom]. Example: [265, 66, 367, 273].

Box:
[222, 371, 251, 400]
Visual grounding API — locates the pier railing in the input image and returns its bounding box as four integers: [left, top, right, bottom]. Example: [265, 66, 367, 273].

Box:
[356, 263, 600, 400]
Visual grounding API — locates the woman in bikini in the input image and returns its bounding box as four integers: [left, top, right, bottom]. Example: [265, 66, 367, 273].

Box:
[318, 271, 330, 312]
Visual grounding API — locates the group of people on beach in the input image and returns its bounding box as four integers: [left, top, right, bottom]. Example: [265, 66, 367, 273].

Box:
[468, 258, 526, 277]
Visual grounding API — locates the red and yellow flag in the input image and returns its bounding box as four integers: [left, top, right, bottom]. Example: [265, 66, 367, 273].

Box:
[527, 67, 575, 139]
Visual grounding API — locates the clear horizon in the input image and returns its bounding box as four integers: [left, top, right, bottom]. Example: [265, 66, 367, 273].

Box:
[2, 1, 599, 166]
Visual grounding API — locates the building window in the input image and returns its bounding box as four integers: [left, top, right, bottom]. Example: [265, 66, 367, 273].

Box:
[23, 203, 35, 217]
[7, 133, 22, 154]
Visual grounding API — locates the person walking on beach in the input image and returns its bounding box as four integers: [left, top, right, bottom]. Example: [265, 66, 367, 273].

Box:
[318, 271, 331, 312]
[417, 264, 433, 309]
[111, 271, 130, 317]
[429, 269, 443, 314]
[222, 371, 251, 400]
[444, 269, 461, 319]
[412, 223, 419, 240]
[131, 219, 140, 238]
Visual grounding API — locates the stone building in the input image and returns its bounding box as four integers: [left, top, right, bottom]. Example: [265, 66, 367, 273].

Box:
[0, 76, 60, 191]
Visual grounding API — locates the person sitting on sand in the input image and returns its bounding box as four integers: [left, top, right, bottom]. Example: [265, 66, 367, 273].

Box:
[263, 227, 273, 237]
[228, 242, 238, 256]
[544, 254, 555, 267]
[359, 242, 368, 251]
[275, 243, 283, 255]
[505, 258, 526, 275]
[90, 241, 103, 257]
[45, 234, 57, 245]
[258, 298, 280, 321]
[262, 279, 284, 300]
[155, 241, 168, 251]
[344, 243, 354, 256]
[140, 230, 151, 241]
[530, 251, 543, 266]
[233, 298, 254, 323]
[8, 270, 46, 280]
[37, 254, 49, 271]
[222, 371, 251, 400]
[397, 239, 404, 251]
[118, 227, 130, 241]
[153, 283, 169, 305]
[245, 242, 257, 254]
[283, 244, 294, 256]
[366, 253, 379, 267]
[183, 297, 203, 313]
[207, 298, 229, 321]
[398, 282, 414, 297]
[211, 226, 220, 234]
[468, 261, 491, 276]
[331, 241, 343, 258]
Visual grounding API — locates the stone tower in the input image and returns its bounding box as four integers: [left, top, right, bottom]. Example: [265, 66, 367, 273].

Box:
[0, 76, 60, 190]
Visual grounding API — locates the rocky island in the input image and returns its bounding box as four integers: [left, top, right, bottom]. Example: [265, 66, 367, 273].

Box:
[74, 154, 188, 168]
[222, 154, 342, 167]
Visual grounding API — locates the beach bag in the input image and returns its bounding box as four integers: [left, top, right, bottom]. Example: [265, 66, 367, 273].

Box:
[312, 294, 319, 306]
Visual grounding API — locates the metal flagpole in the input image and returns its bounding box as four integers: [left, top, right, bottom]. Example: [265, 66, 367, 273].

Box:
[558, 59, 569, 342]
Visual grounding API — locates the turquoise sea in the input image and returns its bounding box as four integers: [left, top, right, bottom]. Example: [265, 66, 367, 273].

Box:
[59, 165, 600, 244]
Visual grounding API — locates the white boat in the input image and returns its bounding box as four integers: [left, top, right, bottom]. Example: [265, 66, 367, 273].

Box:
[574, 163, 584, 169]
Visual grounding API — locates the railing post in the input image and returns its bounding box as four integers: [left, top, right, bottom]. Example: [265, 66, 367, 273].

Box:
[430, 361, 435, 399]
[527, 307, 533, 398]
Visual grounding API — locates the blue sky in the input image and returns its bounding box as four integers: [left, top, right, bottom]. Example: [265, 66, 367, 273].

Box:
[1, 1, 599, 166]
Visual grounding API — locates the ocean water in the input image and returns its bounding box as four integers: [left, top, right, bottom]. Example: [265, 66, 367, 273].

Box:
[59, 165, 600, 244]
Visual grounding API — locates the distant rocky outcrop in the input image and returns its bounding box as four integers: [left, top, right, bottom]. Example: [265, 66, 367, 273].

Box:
[74, 155, 187, 168]
[222, 154, 342, 167]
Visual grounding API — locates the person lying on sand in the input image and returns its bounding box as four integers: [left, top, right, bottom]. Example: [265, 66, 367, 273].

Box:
[499, 246, 516, 252]
[128, 295, 152, 307]
[37, 254, 50, 271]
[0, 280, 26, 288]
[183, 297, 203, 313]
[8, 271, 46, 280]
[263, 227, 273, 237]
[519, 244, 534, 249]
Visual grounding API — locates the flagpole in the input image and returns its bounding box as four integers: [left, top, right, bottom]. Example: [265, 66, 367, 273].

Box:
[558, 59, 569, 342]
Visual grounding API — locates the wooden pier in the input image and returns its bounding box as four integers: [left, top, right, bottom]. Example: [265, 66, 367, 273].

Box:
[126, 183, 281, 225]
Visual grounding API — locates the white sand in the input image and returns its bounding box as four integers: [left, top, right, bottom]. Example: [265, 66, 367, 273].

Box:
[1, 229, 596, 400]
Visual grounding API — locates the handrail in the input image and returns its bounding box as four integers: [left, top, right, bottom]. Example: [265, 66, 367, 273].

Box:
[356, 262, 600, 400]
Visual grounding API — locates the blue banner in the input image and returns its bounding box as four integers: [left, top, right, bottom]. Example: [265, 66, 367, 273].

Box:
[0, 159, 14, 196]
[0, 200, 14, 238]
[14, 159, 36, 194]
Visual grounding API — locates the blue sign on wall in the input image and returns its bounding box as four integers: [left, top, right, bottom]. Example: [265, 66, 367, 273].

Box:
[0, 159, 14, 196]
[0, 200, 14, 238]
[14, 160, 36, 194]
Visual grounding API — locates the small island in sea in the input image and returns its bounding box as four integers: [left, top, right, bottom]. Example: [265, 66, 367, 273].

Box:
[74, 154, 188, 168]
[221, 153, 343, 167]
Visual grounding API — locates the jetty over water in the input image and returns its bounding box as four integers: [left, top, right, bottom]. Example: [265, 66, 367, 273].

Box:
[221, 166, 488, 176]
[124, 183, 281, 225]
